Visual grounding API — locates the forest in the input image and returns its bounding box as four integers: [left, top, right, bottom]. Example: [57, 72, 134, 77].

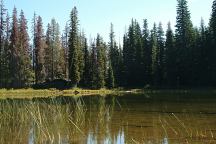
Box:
[0, 0, 216, 89]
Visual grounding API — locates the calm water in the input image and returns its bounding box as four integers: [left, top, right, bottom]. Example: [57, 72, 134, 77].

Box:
[0, 93, 216, 144]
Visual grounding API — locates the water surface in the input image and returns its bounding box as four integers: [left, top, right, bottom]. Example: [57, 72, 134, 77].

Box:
[0, 93, 216, 143]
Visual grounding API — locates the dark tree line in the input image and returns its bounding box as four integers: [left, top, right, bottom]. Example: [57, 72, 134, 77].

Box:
[0, 0, 216, 89]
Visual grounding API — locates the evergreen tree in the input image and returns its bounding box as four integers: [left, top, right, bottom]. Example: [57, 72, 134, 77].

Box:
[198, 19, 209, 85]
[123, 19, 137, 87]
[0, 0, 6, 87]
[68, 7, 80, 86]
[89, 41, 97, 89]
[150, 23, 158, 86]
[44, 19, 65, 81]
[96, 34, 106, 88]
[165, 22, 176, 86]
[108, 23, 121, 86]
[77, 31, 85, 84]
[209, 0, 216, 85]
[142, 19, 151, 85]
[1, 12, 10, 88]
[82, 38, 90, 87]
[44, 23, 52, 81]
[175, 0, 195, 86]
[134, 21, 144, 86]
[62, 22, 70, 79]
[9, 7, 20, 88]
[156, 22, 165, 86]
[35, 16, 46, 83]
[107, 61, 115, 89]
[18, 10, 33, 87]
[31, 12, 37, 72]
[51, 19, 65, 79]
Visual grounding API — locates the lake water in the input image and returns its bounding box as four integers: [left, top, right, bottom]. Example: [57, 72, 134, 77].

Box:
[0, 92, 216, 144]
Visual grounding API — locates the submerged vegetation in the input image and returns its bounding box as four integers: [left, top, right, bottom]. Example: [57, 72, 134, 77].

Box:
[0, 94, 216, 143]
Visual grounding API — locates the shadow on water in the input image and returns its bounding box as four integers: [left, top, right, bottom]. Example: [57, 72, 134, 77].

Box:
[0, 92, 216, 143]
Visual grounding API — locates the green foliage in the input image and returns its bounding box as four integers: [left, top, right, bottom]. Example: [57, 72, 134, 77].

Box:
[175, 0, 195, 86]
[108, 23, 122, 86]
[1, 0, 216, 89]
[35, 16, 46, 83]
[107, 62, 115, 89]
[68, 7, 80, 86]
[165, 22, 177, 86]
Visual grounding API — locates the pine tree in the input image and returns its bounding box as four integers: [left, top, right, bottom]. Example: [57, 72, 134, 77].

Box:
[209, 0, 216, 85]
[9, 7, 20, 88]
[77, 31, 85, 84]
[96, 34, 106, 88]
[44, 19, 65, 81]
[198, 19, 209, 85]
[19, 10, 33, 87]
[82, 38, 90, 87]
[142, 19, 151, 85]
[31, 12, 37, 72]
[51, 19, 65, 79]
[156, 22, 165, 86]
[165, 22, 176, 86]
[89, 41, 97, 89]
[108, 23, 121, 86]
[107, 61, 115, 89]
[62, 22, 70, 79]
[175, 0, 195, 86]
[44, 23, 52, 81]
[123, 19, 137, 87]
[68, 7, 80, 86]
[134, 21, 144, 86]
[150, 23, 158, 86]
[0, 0, 6, 87]
[1, 12, 10, 87]
[35, 16, 46, 83]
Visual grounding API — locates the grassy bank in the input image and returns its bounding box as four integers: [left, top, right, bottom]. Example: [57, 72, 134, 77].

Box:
[0, 88, 114, 99]
[1, 88, 216, 99]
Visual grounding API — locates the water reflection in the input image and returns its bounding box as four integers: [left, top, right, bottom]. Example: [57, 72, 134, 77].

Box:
[0, 93, 216, 143]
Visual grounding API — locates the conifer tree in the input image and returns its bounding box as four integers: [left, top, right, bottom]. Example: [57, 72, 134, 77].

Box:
[107, 61, 115, 89]
[175, 0, 194, 86]
[142, 19, 151, 85]
[0, 0, 6, 87]
[44, 23, 52, 81]
[156, 22, 165, 85]
[96, 34, 106, 88]
[68, 7, 80, 86]
[1, 12, 10, 87]
[18, 10, 33, 87]
[108, 23, 120, 86]
[150, 23, 158, 86]
[89, 41, 97, 89]
[165, 22, 176, 86]
[31, 12, 37, 71]
[134, 21, 144, 86]
[9, 7, 20, 87]
[82, 38, 90, 87]
[35, 16, 46, 83]
[209, 0, 216, 84]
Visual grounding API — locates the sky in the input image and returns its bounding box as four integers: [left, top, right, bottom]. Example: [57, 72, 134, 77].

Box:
[5, 0, 214, 43]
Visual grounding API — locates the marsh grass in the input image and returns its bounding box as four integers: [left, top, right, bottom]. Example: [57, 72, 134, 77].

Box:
[0, 88, 113, 99]
[0, 93, 216, 143]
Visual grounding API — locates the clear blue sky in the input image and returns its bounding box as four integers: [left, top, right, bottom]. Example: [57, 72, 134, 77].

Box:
[5, 0, 214, 43]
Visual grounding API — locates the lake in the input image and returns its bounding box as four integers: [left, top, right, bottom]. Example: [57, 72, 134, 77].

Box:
[0, 92, 216, 144]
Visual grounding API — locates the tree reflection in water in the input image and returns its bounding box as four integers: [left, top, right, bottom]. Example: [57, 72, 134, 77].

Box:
[0, 93, 216, 143]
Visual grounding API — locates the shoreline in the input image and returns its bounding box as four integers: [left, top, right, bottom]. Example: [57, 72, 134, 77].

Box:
[0, 88, 216, 99]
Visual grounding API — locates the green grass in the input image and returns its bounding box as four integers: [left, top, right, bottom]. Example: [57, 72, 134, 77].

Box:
[0, 88, 114, 99]
[1, 88, 216, 99]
